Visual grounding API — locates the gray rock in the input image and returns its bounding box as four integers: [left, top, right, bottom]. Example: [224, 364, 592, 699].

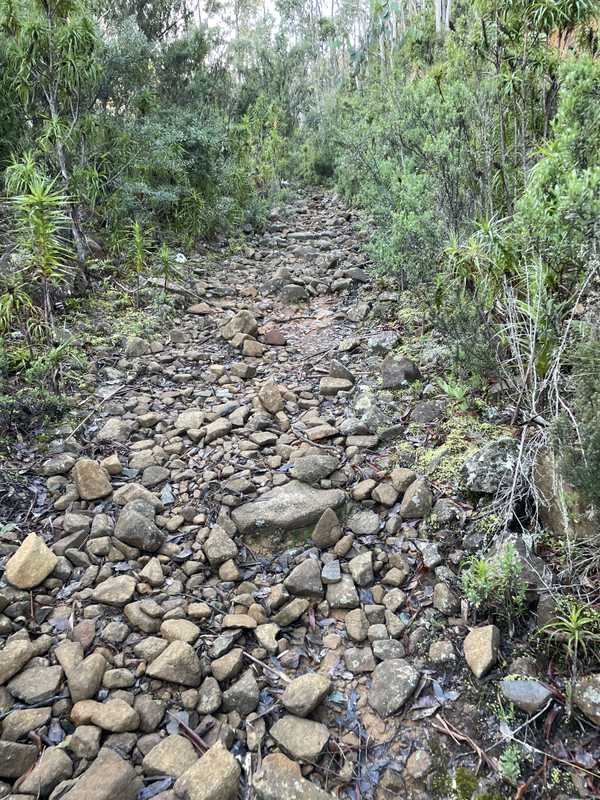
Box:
[72, 458, 112, 500]
[347, 510, 380, 536]
[142, 734, 198, 778]
[270, 716, 329, 762]
[93, 575, 137, 606]
[500, 678, 552, 714]
[462, 438, 520, 494]
[381, 355, 421, 388]
[574, 674, 600, 726]
[0, 740, 38, 779]
[368, 659, 419, 717]
[222, 669, 259, 715]
[348, 551, 373, 587]
[312, 508, 343, 548]
[290, 455, 339, 484]
[284, 558, 323, 598]
[400, 479, 432, 519]
[344, 646, 376, 673]
[8, 665, 63, 705]
[203, 528, 238, 567]
[232, 481, 345, 537]
[326, 575, 359, 609]
[197, 676, 222, 714]
[114, 501, 164, 552]
[16, 746, 73, 796]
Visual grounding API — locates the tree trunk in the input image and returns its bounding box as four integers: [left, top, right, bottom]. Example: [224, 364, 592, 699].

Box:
[47, 94, 88, 267]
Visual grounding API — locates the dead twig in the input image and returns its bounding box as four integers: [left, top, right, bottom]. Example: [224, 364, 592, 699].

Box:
[242, 650, 292, 683]
[431, 714, 500, 775]
[167, 711, 209, 754]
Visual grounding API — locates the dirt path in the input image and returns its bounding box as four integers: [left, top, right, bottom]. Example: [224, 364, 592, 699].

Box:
[0, 192, 531, 800]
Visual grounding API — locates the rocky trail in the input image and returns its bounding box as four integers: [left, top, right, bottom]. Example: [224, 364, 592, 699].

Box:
[0, 192, 592, 800]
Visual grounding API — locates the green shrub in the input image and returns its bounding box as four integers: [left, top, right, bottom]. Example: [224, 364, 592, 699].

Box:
[461, 542, 528, 627]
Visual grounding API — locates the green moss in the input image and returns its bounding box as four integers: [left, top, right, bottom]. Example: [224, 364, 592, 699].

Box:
[412, 414, 507, 488]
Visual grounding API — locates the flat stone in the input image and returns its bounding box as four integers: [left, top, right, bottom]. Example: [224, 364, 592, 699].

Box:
[93, 575, 137, 605]
[290, 454, 339, 484]
[71, 699, 139, 732]
[161, 619, 201, 643]
[319, 377, 353, 396]
[270, 716, 329, 762]
[281, 673, 331, 717]
[174, 741, 240, 800]
[8, 665, 63, 704]
[347, 510, 380, 536]
[464, 625, 500, 678]
[0, 639, 34, 684]
[1, 707, 51, 742]
[0, 741, 38, 779]
[500, 678, 552, 714]
[321, 560, 341, 584]
[96, 417, 131, 443]
[368, 659, 419, 717]
[5, 533, 57, 589]
[67, 652, 107, 702]
[232, 480, 345, 537]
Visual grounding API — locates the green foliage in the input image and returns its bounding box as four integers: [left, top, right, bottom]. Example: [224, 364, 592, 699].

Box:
[556, 331, 600, 513]
[461, 542, 528, 626]
[6, 157, 74, 332]
[498, 743, 524, 786]
[540, 595, 600, 670]
[0, 387, 69, 440]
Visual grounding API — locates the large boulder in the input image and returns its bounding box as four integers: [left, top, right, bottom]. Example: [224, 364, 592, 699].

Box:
[231, 481, 345, 537]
